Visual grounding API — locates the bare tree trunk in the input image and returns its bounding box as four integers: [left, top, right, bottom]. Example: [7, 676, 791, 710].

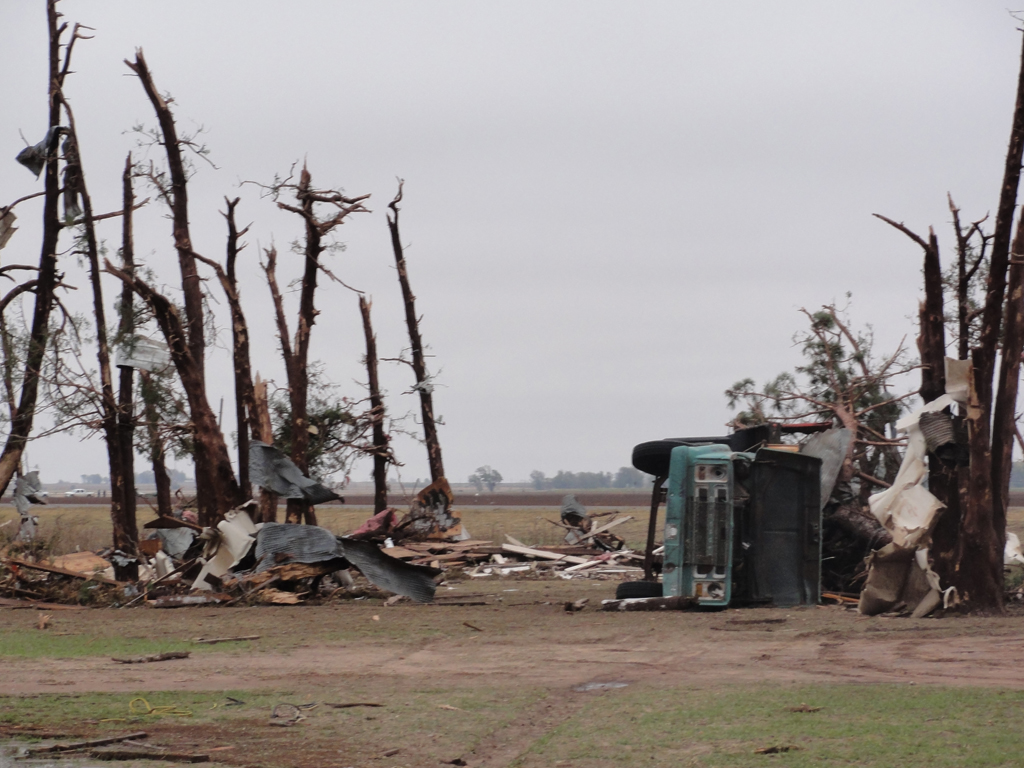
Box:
[61, 100, 137, 579]
[958, 357, 1003, 609]
[287, 171, 321, 526]
[124, 51, 205, 376]
[387, 183, 444, 482]
[989, 209, 1024, 587]
[0, 3, 66, 496]
[104, 262, 240, 520]
[140, 370, 172, 518]
[117, 154, 138, 564]
[218, 198, 252, 498]
[359, 296, 389, 513]
[958, 30, 1024, 612]
[252, 374, 277, 523]
[912, 225, 961, 587]
[263, 246, 311, 525]
[262, 168, 368, 524]
[125, 50, 217, 525]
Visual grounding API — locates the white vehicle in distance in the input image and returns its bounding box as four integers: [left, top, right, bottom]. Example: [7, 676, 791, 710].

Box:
[64, 488, 94, 498]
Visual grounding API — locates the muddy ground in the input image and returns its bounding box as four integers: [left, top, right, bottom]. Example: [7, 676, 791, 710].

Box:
[3, 576, 1024, 767]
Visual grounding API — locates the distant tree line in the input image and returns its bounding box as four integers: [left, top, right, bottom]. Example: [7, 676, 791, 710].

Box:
[77, 469, 189, 485]
[529, 467, 647, 491]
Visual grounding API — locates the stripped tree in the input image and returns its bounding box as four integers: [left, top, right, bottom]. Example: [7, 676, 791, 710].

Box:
[124, 50, 220, 525]
[261, 166, 369, 524]
[387, 183, 445, 483]
[0, 2, 73, 495]
[871, 29, 1024, 612]
[359, 296, 391, 513]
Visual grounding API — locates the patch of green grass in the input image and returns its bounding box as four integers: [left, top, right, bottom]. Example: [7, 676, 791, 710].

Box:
[0, 686, 545, 765]
[0, 689, 300, 731]
[0, 629, 229, 660]
[519, 683, 1024, 768]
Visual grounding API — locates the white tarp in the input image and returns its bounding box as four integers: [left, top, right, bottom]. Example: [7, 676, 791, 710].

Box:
[860, 364, 966, 615]
[1006, 532, 1024, 568]
[0, 210, 16, 251]
[115, 336, 172, 373]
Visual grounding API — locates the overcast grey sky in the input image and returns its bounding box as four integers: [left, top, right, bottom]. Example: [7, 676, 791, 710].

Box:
[0, 2, 1021, 486]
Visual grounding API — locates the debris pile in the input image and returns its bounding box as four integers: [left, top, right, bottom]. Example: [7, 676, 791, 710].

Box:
[0, 494, 646, 609]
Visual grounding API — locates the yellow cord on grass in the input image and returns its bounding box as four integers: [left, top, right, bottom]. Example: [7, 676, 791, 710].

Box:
[129, 697, 192, 717]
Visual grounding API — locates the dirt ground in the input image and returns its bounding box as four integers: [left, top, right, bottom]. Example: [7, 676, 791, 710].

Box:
[4, 576, 1024, 768]
[6, 595, 1024, 695]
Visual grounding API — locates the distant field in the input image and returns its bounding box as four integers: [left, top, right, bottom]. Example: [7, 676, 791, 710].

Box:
[13, 489, 654, 507]
[0, 501, 661, 555]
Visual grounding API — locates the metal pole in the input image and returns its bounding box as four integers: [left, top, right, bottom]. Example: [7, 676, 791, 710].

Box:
[643, 475, 666, 581]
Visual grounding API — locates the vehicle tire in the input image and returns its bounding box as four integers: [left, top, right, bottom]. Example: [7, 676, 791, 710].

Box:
[615, 580, 662, 600]
[631, 440, 687, 477]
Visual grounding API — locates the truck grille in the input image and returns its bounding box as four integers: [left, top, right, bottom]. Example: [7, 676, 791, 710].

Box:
[685, 485, 729, 569]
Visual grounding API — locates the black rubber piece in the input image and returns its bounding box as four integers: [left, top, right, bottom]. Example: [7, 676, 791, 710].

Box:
[631, 440, 687, 476]
[615, 580, 663, 599]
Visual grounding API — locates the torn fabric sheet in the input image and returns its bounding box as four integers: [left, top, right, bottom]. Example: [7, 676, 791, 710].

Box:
[1006, 532, 1024, 568]
[869, 394, 958, 548]
[13, 471, 45, 517]
[116, 335, 172, 373]
[860, 360, 968, 616]
[248, 441, 341, 504]
[15, 127, 62, 178]
[0, 209, 16, 251]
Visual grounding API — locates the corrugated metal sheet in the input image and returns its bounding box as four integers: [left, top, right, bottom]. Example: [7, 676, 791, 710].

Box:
[253, 522, 342, 573]
[800, 428, 852, 510]
[249, 442, 340, 504]
[339, 538, 438, 604]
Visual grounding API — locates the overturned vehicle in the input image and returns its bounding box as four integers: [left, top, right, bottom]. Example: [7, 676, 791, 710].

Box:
[624, 424, 852, 608]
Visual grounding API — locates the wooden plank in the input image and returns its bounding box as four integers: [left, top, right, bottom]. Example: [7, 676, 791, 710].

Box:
[25, 732, 148, 755]
[576, 515, 633, 543]
[0, 596, 87, 610]
[563, 559, 603, 573]
[92, 749, 208, 762]
[500, 544, 589, 565]
[4, 557, 122, 586]
[111, 652, 190, 664]
[49, 552, 111, 574]
[381, 546, 421, 559]
[193, 635, 260, 645]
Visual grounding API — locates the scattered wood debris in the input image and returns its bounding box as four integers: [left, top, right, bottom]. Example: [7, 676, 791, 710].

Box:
[92, 748, 209, 762]
[754, 745, 800, 754]
[0, 501, 654, 608]
[23, 731, 148, 755]
[111, 652, 190, 664]
[788, 703, 822, 713]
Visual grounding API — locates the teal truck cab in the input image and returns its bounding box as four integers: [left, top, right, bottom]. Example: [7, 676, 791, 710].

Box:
[631, 426, 823, 608]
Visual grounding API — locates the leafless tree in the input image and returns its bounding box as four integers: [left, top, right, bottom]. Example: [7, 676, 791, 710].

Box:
[124, 49, 221, 525]
[387, 183, 445, 483]
[0, 2, 75, 496]
[261, 166, 369, 524]
[360, 296, 392, 513]
[871, 29, 1024, 612]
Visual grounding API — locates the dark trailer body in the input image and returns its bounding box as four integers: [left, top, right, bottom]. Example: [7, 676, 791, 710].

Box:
[633, 425, 823, 608]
